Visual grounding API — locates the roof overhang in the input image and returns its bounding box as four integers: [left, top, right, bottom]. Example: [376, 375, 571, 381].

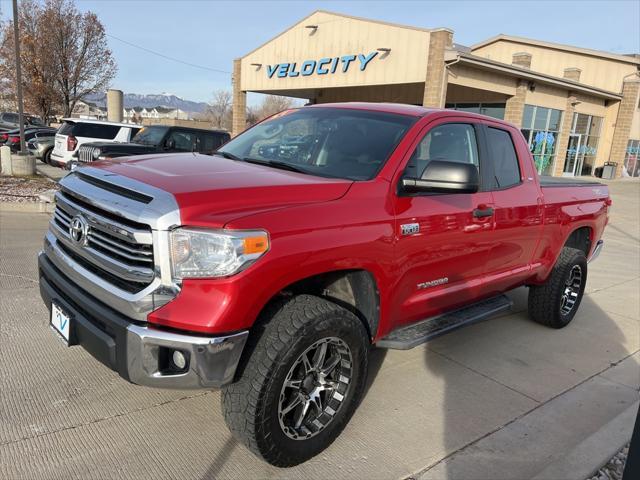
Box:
[452, 52, 623, 101]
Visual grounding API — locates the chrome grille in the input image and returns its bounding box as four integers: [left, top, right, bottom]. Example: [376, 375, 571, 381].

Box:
[78, 145, 99, 163]
[50, 189, 155, 292]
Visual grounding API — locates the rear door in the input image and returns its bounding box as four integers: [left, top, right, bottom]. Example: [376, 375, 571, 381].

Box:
[480, 123, 544, 294]
[391, 117, 496, 327]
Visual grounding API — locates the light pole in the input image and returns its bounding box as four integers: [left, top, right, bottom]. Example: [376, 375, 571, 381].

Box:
[12, 0, 26, 154]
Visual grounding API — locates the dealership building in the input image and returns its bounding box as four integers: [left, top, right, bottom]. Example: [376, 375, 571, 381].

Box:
[231, 10, 640, 178]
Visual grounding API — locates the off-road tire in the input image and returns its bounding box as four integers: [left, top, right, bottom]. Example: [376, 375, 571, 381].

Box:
[221, 294, 369, 467]
[528, 247, 587, 328]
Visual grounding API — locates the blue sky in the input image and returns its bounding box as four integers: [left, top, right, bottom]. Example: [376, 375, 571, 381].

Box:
[1, 0, 639, 105]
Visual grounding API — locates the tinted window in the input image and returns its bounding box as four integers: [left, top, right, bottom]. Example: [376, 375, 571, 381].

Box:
[3, 113, 19, 123]
[132, 126, 168, 146]
[71, 123, 120, 139]
[166, 130, 195, 151]
[487, 127, 521, 188]
[218, 108, 416, 181]
[405, 123, 478, 178]
[58, 121, 75, 135]
[199, 133, 224, 154]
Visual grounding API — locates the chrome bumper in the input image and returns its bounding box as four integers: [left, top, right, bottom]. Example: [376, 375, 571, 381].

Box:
[126, 325, 248, 389]
[588, 240, 604, 263]
[39, 251, 248, 389]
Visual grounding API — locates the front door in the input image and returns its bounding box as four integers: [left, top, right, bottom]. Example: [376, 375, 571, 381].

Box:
[391, 120, 495, 328]
[563, 134, 582, 176]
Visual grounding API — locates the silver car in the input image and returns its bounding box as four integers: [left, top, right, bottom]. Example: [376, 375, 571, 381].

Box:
[27, 135, 55, 164]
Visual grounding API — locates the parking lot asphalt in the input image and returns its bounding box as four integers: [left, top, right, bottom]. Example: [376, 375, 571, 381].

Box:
[1, 179, 638, 479]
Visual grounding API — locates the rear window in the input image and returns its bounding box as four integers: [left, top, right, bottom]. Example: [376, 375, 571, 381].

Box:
[487, 127, 521, 189]
[58, 121, 120, 139]
[3, 113, 18, 123]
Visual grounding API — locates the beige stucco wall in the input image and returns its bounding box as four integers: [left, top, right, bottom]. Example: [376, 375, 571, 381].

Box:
[526, 83, 569, 111]
[472, 40, 638, 93]
[241, 11, 431, 92]
[448, 64, 516, 96]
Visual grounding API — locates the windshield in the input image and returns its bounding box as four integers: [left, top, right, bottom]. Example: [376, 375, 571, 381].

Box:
[26, 116, 44, 126]
[217, 107, 416, 180]
[132, 126, 168, 145]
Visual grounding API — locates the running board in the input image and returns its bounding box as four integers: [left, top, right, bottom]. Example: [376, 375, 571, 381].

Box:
[377, 294, 513, 350]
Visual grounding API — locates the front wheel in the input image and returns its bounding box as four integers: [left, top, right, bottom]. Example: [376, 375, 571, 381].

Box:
[221, 294, 369, 467]
[528, 247, 587, 328]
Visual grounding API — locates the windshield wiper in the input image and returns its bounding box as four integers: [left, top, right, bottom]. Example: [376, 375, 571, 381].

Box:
[242, 157, 308, 174]
[217, 151, 241, 161]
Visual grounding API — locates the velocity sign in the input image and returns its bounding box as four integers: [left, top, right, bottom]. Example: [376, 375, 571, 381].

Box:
[266, 52, 379, 78]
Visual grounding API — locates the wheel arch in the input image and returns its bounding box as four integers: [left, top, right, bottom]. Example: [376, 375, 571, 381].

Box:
[265, 269, 381, 340]
[563, 225, 593, 257]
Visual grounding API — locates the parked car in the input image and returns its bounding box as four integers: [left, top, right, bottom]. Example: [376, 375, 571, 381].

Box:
[27, 135, 56, 164]
[49, 118, 141, 168]
[6, 127, 57, 153]
[39, 103, 610, 467]
[0, 112, 45, 129]
[75, 125, 230, 163]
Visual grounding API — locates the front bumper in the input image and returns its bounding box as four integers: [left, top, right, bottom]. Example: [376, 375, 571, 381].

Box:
[39, 252, 248, 389]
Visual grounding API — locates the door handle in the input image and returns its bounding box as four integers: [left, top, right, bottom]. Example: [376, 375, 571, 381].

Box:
[473, 206, 494, 218]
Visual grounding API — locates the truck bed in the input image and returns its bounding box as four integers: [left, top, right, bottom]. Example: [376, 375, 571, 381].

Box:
[539, 176, 603, 187]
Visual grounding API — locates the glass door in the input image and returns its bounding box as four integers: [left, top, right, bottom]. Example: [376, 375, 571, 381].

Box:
[563, 134, 582, 176]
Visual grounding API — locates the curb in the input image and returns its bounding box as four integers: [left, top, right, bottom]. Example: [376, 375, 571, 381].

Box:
[532, 401, 639, 480]
[0, 201, 55, 214]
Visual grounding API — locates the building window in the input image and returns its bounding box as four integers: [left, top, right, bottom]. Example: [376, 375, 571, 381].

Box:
[564, 113, 602, 176]
[520, 105, 563, 176]
[445, 103, 506, 120]
[625, 139, 640, 177]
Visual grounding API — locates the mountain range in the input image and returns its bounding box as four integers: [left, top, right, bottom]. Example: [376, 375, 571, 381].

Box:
[84, 92, 209, 113]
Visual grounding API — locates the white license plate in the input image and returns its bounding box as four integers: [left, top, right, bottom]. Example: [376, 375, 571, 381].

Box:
[50, 302, 71, 345]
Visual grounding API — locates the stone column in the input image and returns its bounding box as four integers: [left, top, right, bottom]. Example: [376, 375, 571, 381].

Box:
[608, 76, 640, 177]
[504, 80, 528, 127]
[232, 59, 247, 137]
[422, 28, 453, 108]
[552, 94, 578, 177]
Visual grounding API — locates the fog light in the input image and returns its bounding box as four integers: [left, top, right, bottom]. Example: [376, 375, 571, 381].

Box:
[172, 350, 187, 370]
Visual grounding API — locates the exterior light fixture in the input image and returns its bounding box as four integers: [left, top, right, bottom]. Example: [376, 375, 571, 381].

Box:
[251, 63, 262, 69]
[377, 48, 391, 53]
[305, 25, 318, 30]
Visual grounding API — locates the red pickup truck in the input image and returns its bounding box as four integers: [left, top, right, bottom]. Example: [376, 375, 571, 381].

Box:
[39, 103, 609, 466]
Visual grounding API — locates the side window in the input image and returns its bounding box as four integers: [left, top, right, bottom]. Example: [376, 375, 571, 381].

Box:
[73, 123, 120, 139]
[487, 127, 521, 189]
[405, 123, 478, 179]
[167, 130, 195, 152]
[198, 133, 221, 154]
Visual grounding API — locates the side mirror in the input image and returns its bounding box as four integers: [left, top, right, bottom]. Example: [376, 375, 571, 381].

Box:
[401, 160, 479, 194]
[165, 138, 175, 150]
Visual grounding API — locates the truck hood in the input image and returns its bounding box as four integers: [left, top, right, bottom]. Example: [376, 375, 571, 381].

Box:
[94, 153, 353, 227]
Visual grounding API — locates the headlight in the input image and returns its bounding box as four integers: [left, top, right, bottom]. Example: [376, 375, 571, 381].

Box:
[92, 148, 101, 160]
[170, 228, 269, 279]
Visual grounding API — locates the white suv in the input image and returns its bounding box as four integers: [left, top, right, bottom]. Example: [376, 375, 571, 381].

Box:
[50, 119, 141, 168]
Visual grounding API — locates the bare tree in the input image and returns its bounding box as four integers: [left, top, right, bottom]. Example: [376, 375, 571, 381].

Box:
[0, 0, 58, 122]
[204, 89, 232, 129]
[47, 0, 117, 116]
[256, 95, 295, 120]
[0, 0, 116, 120]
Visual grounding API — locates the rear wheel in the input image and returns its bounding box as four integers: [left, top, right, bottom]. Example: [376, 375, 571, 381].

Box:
[221, 294, 369, 467]
[43, 147, 52, 165]
[528, 247, 587, 328]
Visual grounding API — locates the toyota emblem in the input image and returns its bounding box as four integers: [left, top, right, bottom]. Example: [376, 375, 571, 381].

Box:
[69, 215, 89, 246]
